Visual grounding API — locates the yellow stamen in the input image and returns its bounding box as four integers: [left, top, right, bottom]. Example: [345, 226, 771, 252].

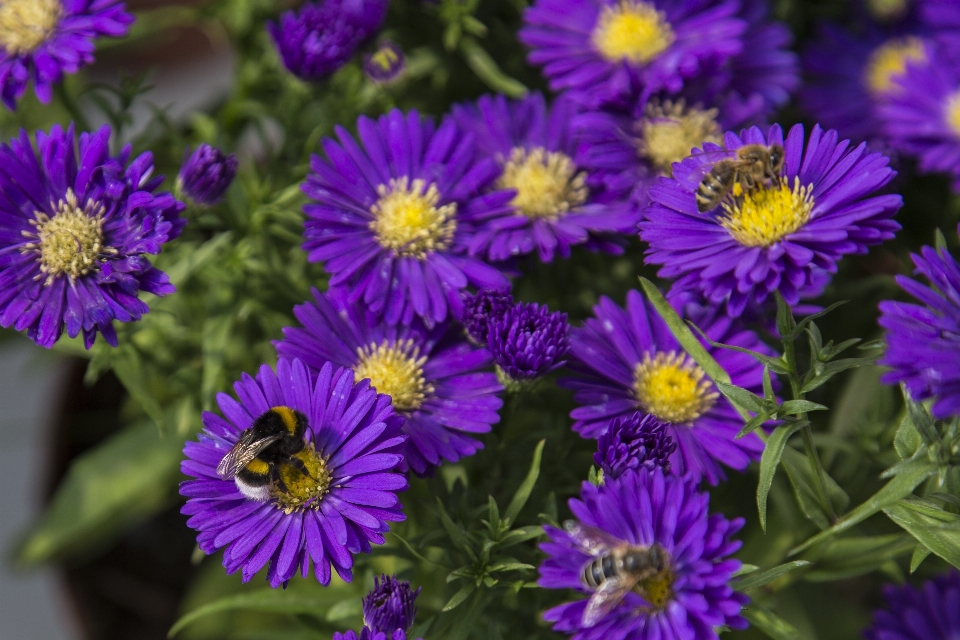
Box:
[632, 351, 718, 424]
[637, 568, 674, 611]
[639, 100, 722, 175]
[497, 147, 588, 220]
[272, 443, 333, 514]
[592, 0, 674, 65]
[370, 177, 456, 259]
[371, 47, 399, 73]
[22, 189, 117, 285]
[0, 0, 60, 54]
[355, 339, 433, 412]
[865, 37, 926, 95]
[945, 89, 960, 138]
[720, 177, 814, 247]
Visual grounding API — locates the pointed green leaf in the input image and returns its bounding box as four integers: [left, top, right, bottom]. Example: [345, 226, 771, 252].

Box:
[885, 503, 960, 570]
[783, 300, 848, 341]
[790, 459, 936, 555]
[757, 423, 806, 530]
[736, 409, 776, 438]
[436, 498, 473, 555]
[911, 544, 932, 573]
[460, 38, 527, 97]
[715, 380, 764, 413]
[734, 561, 811, 592]
[778, 400, 828, 416]
[689, 324, 791, 375]
[504, 439, 545, 523]
[442, 583, 476, 611]
[775, 291, 796, 339]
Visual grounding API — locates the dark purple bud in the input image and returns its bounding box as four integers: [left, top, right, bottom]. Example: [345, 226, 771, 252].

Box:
[459, 288, 513, 345]
[594, 412, 676, 480]
[488, 301, 569, 381]
[178, 144, 237, 205]
[362, 574, 420, 637]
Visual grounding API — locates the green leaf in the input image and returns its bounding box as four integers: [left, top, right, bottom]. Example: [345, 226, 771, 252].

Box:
[459, 38, 527, 98]
[15, 420, 185, 565]
[504, 439, 545, 524]
[790, 459, 936, 555]
[885, 502, 960, 569]
[497, 526, 544, 548]
[436, 498, 473, 554]
[805, 534, 915, 582]
[778, 400, 828, 416]
[200, 314, 234, 411]
[690, 325, 790, 375]
[800, 357, 876, 393]
[892, 414, 919, 460]
[442, 583, 476, 611]
[110, 346, 165, 427]
[168, 588, 343, 637]
[911, 544, 932, 573]
[782, 300, 848, 341]
[742, 605, 803, 640]
[758, 423, 807, 530]
[736, 408, 776, 438]
[734, 560, 811, 592]
[715, 380, 764, 413]
[936, 228, 948, 249]
[775, 290, 796, 339]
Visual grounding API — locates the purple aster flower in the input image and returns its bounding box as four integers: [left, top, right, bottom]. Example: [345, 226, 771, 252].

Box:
[451, 93, 638, 262]
[178, 143, 237, 206]
[594, 412, 676, 480]
[268, 0, 388, 81]
[863, 570, 960, 640]
[180, 358, 408, 587]
[488, 301, 570, 381]
[538, 468, 748, 640]
[363, 574, 421, 636]
[0, 0, 134, 110]
[519, 0, 746, 108]
[879, 47, 960, 190]
[458, 288, 514, 345]
[560, 290, 767, 485]
[878, 240, 960, 418]
[301, 108, 510, 326]
[0, 124, 185, 348]
[274, 287, 503, 476]
[801, 23, 931, 144]
[363, 40, 405, 84]
[640, 124, 903, 317]
[335, 631, 412, 640]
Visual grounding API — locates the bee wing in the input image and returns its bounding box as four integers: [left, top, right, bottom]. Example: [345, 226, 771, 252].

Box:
[563, 520, 624, 555]
[216, 431, 282, 479]
[581, 573, 642, 628]
[675, 149, 736, 190]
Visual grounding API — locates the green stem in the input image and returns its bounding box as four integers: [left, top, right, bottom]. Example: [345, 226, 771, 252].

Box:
[783, 336, 838, 524]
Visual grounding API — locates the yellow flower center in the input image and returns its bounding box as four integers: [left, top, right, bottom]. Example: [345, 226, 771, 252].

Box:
[370, 177, 456, 259]
[271, 444, 333, 514]
[355, 339, 433, 412]
[632, 351, 717, 424]
[0, 0, 60, 54]
[637, 568, 675, 611]
[370, 47, 400, 73]
[945, 89, 960, 138]
[497, 147, 588, 220]
[638, 100, 722, 175]
[719, 177, 814, 247]
[592, 0, 675, 65]
[865, 0, 910, 22]
[22, 189, 117, 285]
[864, 37, 926, 95]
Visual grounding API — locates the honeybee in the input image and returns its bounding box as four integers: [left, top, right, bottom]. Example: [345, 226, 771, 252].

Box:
[217, 406, 311, 501]
[564, 520, 670, 627]
[694, 143, 785, 213]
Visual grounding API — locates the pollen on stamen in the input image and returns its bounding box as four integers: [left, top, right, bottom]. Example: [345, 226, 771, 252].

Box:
[370, 177, 456, 259]
[864, 37, 926, 95]
[497, 147, 588, 220]
[632, 351, 718, 424]
[638, 100, 722, 175]
[637, 568, 675, 612]
[720, 177, 814, 248]
[355, 338, 434, 412]
[271, 443, 333, 514]
[0, 0, 61, 55]
[21, 188, 117, 285]
[592, 0, 675, 65]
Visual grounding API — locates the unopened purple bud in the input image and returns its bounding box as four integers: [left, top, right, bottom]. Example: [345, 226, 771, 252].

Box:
[459, 289, 513, 345]
[594, 412, 676, 480]
[488, 301, 569, 380]
[178, 144, 237, 205]
[364, 41, 405, 83]
[362, 574, 420, 637]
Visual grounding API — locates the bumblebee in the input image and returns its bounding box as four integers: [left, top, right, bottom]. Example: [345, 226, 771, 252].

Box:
[216, 406, 311, 501]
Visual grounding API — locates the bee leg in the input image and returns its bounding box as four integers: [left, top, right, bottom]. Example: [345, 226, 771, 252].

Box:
[271, 468, 290, 494]
[289, 456, 311, 478]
